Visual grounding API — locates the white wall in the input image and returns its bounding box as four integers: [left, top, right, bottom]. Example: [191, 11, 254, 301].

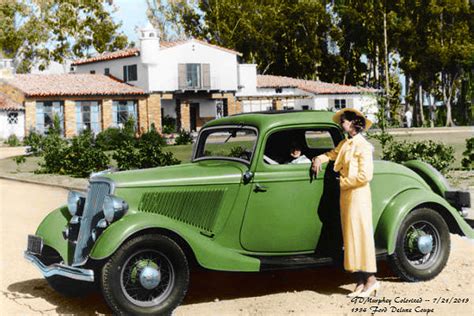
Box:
[237, 64, 257, 95]
[74, 56, 149, 91]
[147, 40, 239, 92]
[0, 111, 25, 139]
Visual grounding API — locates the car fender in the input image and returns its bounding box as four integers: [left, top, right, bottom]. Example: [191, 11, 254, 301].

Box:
[375, 188, 474, 254]
[35, 205, 71, 262]
[89, 213, 261, 271]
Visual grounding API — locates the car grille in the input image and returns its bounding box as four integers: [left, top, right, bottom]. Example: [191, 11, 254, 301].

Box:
[72, 181, 111, 266]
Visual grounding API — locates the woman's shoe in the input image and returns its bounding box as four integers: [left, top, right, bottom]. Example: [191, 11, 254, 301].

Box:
[346, 285, 364, 298]
[356, 281, 380, 297]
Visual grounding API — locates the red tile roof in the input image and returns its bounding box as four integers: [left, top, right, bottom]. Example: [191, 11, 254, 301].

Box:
[72, 39, 242, 65]
[5, 74, 145, 97]
[0, 92, 23, 110]
[257, 75, 378, 95]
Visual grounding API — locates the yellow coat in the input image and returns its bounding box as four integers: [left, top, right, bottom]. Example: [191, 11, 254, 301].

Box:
[316, 133, 377, 273]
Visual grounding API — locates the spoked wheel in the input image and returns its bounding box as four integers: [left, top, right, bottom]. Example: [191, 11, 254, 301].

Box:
[120, 249, 175, 307]
[101, 234, 189, 315]
[389, 207, 450, 282]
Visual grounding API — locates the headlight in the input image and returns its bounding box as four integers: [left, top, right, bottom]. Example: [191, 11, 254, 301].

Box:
[103, 195, 128, 223]
[67, 191, 84, 216]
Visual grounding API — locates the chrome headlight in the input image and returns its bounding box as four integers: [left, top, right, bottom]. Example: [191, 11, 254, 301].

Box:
[67, 191, 84, 216]
[103, 195, 128, 223]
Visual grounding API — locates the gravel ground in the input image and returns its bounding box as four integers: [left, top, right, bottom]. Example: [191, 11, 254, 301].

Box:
[1, 179, 473, 315]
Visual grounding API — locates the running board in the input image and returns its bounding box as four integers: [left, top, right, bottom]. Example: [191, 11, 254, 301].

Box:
[251, 250, 388, 271]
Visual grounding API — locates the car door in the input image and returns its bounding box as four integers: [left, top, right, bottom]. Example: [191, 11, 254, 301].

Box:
[240, 125, 343, 252]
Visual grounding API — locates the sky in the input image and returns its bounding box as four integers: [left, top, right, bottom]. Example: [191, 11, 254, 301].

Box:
[112, 0, 149, 44]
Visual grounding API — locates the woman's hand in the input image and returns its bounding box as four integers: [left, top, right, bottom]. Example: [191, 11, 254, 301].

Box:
[311, 157, 323, 176]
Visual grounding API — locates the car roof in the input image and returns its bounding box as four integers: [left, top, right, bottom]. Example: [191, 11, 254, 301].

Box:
[203, 110, 341, 133]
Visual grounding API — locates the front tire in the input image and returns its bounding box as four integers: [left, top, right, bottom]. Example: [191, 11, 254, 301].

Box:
[101, 234, 189, 315]
[388, 207, 450, 282]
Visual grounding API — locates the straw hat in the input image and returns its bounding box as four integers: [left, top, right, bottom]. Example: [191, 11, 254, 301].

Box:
[332, 108, 373, 131]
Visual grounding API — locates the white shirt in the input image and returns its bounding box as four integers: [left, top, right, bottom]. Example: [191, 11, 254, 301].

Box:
[289, 155, 311, 164]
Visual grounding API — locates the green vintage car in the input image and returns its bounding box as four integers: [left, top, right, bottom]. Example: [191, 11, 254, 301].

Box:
[25, 110, 473, 315]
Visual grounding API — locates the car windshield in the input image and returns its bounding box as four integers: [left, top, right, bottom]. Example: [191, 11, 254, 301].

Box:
[194, 126, 258, 164]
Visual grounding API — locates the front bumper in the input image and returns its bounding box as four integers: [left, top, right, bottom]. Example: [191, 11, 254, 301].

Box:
[24, 251, 94, 282]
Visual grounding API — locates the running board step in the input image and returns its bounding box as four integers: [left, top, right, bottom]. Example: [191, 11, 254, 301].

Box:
[252, 250, 388, 271]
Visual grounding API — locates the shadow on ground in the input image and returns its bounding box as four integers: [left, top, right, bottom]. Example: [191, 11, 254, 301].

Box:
[7, 261, 398, 314]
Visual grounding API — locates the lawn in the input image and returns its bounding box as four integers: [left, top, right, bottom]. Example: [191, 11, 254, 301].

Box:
[0, 130, 471, 183]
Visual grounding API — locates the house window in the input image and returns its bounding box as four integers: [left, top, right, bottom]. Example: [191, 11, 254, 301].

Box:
[90, 70, 96, 74]
[104, 68, 110, 75]
[76, 101, 101, 134]
[35, 101, 64, 135]
[123, 64, 137, 82]
[112, 100, 137, 128]
[186, 63, 201, 88]
[275, 88, 283, 93]
[302, 105, 309, 110]
[334, 99, 346, 110]
[7, 112, 18, 124]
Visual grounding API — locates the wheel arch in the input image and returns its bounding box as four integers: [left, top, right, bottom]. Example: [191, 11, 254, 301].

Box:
[375, 188, 471, 254]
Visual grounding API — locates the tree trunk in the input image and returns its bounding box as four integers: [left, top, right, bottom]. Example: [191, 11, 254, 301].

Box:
[383, 10, 391, 122]
[428, 92, 434, 128]
[418, 84, 425, 127]
[443, 72, 456, 127]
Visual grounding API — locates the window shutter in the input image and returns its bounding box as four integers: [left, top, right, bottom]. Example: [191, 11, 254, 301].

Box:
[346, 98, 353, 108]
[178, 64, 186, 89]
[328, 99, 335, 110]
[202, 63, 211, 89]
[123, 66, 128, 82]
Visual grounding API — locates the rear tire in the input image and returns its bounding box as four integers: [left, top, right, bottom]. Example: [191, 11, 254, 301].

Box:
[388, 207, 450, 282]
[101, 234, 190, 315]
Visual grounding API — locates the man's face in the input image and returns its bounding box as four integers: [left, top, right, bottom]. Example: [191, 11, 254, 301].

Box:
[290, 148, 301, 158]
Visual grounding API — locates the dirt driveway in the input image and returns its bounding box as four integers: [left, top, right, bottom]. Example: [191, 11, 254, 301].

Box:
[1, 179, 473, 315]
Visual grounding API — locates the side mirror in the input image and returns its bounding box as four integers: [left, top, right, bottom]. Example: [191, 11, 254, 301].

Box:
[242, 170, 253, 184]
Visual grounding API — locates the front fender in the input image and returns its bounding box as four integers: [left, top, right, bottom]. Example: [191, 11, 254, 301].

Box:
[89, 213, 260, 272]
[375, 188, 474, 254]
[35, 205, 71, 262]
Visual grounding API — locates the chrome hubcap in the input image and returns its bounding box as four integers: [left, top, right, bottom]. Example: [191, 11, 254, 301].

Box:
[417, 234, 433, 255]
[139, 266, 161, 290]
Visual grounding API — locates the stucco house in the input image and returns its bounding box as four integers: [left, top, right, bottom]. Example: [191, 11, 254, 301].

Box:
[0, 25, 379, 139]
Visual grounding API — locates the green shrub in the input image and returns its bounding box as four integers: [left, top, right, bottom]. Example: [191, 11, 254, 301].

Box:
[461, 137, 473, 170]
[95, 117, 137, 150]
[23, 129, 45, 156]
[5, 134, 21, 146]
[174, 129, 193, 145]
[113, 126, 180, 170]
[382, 139, 455, 174]
[37, 129, 110, 178]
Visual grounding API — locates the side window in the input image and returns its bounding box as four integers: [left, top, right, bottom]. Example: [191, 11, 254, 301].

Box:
[305, 130, 334, 149]
[263, 128, 336, 165]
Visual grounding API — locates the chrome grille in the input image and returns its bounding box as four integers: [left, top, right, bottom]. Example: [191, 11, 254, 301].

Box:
[72, 181, 110, 266]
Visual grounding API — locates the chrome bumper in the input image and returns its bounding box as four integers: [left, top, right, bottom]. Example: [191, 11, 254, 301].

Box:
[24, 251, 94, 282]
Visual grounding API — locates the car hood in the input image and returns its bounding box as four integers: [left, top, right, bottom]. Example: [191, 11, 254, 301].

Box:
[99, 160, 247, 188]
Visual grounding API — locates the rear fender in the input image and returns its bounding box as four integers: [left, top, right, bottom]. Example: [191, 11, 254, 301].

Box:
[375, 188, 474, 254]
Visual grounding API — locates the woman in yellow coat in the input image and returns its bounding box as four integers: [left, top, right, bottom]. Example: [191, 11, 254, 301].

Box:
[312, 108, 380, 297]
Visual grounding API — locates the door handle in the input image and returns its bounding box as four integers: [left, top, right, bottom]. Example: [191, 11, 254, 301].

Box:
[254, 183, 268, 192]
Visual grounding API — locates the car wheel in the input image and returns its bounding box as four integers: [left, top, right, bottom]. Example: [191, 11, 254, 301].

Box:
[101, 234, 190, 316]
[46, 275, 96, 297]
[388, 207, 450, 282]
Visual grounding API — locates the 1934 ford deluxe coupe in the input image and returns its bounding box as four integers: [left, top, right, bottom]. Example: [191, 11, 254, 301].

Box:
[25, 110, 473, 315]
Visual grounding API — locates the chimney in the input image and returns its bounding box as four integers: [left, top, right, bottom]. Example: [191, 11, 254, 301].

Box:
[139, 23, 160, 64]
[0, 59, 14, 79]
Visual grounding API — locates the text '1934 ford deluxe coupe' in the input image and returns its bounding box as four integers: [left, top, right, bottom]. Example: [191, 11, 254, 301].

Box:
[25, 110, 473, 315]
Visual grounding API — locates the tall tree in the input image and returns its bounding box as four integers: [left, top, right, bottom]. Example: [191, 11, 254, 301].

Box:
[0, 0, 129, 73]
[153, 0, 344, 81]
